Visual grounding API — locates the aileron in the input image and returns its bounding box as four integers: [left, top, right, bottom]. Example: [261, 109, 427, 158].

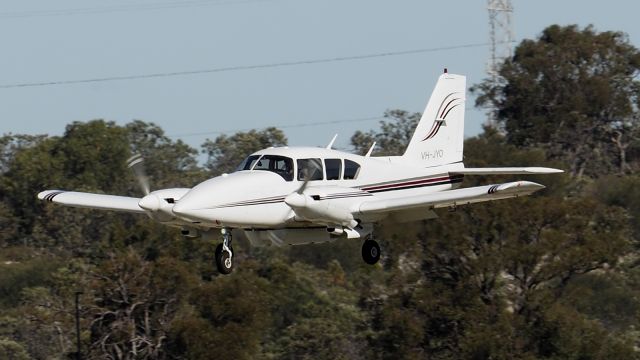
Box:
[451, 167, 563, 175]
[355, 181, 544, 214]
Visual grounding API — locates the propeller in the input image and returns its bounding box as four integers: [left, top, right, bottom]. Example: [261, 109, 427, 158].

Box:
[284, 159, 358, 229]
[127, 154, 162, 212]
[284, 159, 321, 207]
[127, 154, 150, 196]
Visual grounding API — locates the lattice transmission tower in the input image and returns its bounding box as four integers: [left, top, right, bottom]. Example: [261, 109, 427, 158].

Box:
[486, 0, 514, 128]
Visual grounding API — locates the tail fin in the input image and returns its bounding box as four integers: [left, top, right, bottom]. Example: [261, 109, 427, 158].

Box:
[402, 72, 466, 166]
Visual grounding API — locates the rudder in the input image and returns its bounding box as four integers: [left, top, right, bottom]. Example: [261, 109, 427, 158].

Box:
[402, 72, 466, 167]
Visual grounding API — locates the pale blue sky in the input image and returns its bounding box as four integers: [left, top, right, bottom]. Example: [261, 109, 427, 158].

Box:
[1, 0, 639, 152]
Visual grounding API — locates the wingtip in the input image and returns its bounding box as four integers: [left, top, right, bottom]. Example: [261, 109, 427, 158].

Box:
[37, 190, 65, 201]
[37, 190, 51, 200]
[533, 167, 564, 174]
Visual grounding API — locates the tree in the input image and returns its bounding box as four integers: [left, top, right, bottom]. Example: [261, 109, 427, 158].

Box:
[0, 120, 132, 247]
[0, 134, 47, 174]
[88, 250, 195, 359]
[201, 128, 287, 176]
[473, 25, 640, 177]
[0, 338, 30, 360]
[350, 110, 420, 156]
[126, 120, 203, 189]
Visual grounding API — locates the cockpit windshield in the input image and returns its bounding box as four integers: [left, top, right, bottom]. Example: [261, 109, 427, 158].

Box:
[251, 155, 294, 181]
[235, 155, 261, 171]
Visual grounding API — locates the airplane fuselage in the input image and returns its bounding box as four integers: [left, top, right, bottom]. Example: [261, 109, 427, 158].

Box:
[170, 146, 464, 230]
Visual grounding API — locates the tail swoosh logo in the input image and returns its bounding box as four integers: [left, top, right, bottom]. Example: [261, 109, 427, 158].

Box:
[421, 92, 463, 141]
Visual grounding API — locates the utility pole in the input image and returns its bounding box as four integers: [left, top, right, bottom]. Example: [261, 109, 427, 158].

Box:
[486, 0, 514, 128]
[75, 291, 83, 360]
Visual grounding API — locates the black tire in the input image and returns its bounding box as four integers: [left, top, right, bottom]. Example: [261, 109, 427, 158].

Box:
[362, 240, 381, 265]
[215, 243, 234, 275]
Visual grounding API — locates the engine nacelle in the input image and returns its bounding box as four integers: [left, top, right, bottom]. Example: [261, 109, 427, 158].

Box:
[284, 191, 359, 228]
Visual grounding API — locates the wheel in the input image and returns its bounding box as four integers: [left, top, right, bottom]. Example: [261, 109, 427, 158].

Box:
[215, 243, 234, 274]
[362, 239, 381, 265]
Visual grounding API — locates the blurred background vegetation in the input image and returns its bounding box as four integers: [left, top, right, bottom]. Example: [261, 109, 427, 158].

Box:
[2, 25, 640, 359]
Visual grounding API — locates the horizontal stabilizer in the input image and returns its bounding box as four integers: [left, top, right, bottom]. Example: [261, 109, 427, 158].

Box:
[355, 181, 544, 214]
[38, 190, 145, 213]
[451, 167, 563, 175]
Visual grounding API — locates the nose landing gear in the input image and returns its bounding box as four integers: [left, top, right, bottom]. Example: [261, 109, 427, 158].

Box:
[361, 239, 381, 265]
[215, 228, 234, 275]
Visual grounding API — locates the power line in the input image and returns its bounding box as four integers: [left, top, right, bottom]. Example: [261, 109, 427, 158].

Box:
[169, 116, 385, 138]
[0, 42, 490, 89]
[169, 105, 480, 138]
[0, 0, 271, 19]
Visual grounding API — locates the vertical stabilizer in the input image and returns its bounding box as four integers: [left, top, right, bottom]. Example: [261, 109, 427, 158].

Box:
[402, 73, 466, 166]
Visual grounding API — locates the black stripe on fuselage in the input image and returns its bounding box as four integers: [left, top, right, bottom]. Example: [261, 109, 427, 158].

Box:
[212, 198, 285, 209]
[209, 176, 463, 208]
[366, 178, 463, 193]
[319, 192, 373, 200]
[360, 174, 464, 192]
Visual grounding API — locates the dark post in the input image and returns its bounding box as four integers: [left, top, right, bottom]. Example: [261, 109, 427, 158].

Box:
[75, 291, 83, 360]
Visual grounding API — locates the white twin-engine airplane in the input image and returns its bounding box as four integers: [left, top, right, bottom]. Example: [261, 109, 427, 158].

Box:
[38, 71, 562, 274]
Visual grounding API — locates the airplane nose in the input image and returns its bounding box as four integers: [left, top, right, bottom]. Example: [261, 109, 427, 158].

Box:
[171, 187, 213, 221]
[172, 201, 198, 219]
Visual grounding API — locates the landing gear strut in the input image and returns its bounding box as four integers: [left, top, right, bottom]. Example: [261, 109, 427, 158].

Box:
[215, 228, 234, 274]
[362, 239, 380, 265]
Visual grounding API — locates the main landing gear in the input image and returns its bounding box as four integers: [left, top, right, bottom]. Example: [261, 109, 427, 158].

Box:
[215, 228, 234, 275]
[361, 238, 381, 265]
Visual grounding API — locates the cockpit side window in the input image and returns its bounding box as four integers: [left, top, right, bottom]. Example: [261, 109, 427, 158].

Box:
[343, 159, 361, 180]
[297, 158, 324, 181]
[253, 155, 294, 181]
[235, 155, 261, 171]
[325, 158, 342, 180]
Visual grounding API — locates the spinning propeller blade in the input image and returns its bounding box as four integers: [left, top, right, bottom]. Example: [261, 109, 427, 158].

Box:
[284, 159, 357, 228]
[295, 159, 322, 194]
[127, 154, 150, 196]
[296, 173, 311, 194]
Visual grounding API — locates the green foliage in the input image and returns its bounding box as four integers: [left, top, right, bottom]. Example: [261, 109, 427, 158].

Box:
[351, 110, 420, 156]
[0, 338, 30, 360]
[0, 258, 60, 308]
[591, 174, 640, 237]
[562, 273, 639, 331]
[202, 127, 287, 176]
[126, 120, 203, 188]
[88, 250, 196, 358]
[0, 201, 18, 247]
[473, 24, 640, 177]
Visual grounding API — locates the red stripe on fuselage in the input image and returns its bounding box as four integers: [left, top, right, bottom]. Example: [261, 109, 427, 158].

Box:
[361, 175, 459, 191]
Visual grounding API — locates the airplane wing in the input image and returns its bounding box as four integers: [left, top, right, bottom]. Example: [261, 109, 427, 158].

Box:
[38, 190, 145, 214]
[451, 167, 563, 175]
[354, 181, 544, 215]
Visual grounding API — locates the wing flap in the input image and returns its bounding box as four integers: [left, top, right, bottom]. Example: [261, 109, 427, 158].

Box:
[451, 167, 563, 175]
[355, 181, 544, 214]
[38, 190, 145, 214]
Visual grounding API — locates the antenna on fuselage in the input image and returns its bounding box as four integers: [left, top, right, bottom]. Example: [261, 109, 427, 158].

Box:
[326, 134, 338, 149]
[365, 142, 376, 157]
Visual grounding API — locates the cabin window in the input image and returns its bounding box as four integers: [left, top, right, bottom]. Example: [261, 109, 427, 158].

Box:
[297, 158, 324, 181]
[343, 159, 361, 180]
[325, 158, 342, 180]
[253, 155, 294, 181]
[235, 155, 261, 171]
